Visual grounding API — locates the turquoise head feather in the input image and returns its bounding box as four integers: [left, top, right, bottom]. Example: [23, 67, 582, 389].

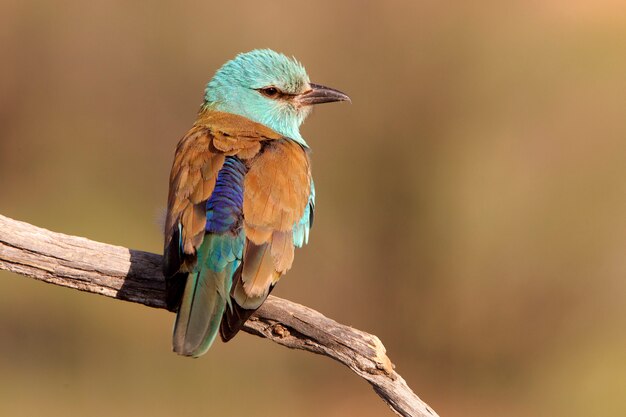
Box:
[204, 49, 313, 146]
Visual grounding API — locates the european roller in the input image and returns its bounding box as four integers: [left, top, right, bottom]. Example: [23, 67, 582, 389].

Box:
[163, 49, 350, 357]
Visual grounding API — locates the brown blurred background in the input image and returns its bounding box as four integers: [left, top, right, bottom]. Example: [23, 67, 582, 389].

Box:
[1, 1, 625, 416]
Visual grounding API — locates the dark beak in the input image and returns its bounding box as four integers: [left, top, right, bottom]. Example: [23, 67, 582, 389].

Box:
[297, 83, 351, 106]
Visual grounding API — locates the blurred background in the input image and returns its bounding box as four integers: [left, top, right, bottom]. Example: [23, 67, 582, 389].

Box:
[1, 1, 625, 416]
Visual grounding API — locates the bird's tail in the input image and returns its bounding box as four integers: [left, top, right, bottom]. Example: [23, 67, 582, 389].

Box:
[172, 235, 235, 357]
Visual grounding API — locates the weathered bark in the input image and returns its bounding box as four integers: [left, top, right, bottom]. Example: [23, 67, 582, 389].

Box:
[0, 214, 438, 417]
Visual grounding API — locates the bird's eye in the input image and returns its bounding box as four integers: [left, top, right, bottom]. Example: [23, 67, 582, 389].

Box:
[260, 87, 280, 98]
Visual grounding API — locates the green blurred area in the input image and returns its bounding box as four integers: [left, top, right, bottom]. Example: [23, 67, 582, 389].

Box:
[1, 1, 625, 416]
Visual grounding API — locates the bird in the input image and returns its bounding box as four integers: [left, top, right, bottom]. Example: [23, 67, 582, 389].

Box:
[162, 49, 350, 357]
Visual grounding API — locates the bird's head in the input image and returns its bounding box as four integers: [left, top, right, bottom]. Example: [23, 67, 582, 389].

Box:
[204, 49, 350, 146]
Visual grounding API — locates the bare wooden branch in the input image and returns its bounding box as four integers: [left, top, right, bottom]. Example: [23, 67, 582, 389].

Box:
[0, 214, 438, 417]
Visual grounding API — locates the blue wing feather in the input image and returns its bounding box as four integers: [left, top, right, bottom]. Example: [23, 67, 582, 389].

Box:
[172, 156, 247, 356]
[205, 157, 246, 234]
[293, 179, 315, 248]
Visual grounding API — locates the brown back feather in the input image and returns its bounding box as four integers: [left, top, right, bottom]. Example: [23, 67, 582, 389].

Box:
[163, 109, 284, 309]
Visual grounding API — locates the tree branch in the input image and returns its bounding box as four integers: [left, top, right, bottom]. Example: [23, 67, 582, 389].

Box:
[0, 214, 438, 417]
